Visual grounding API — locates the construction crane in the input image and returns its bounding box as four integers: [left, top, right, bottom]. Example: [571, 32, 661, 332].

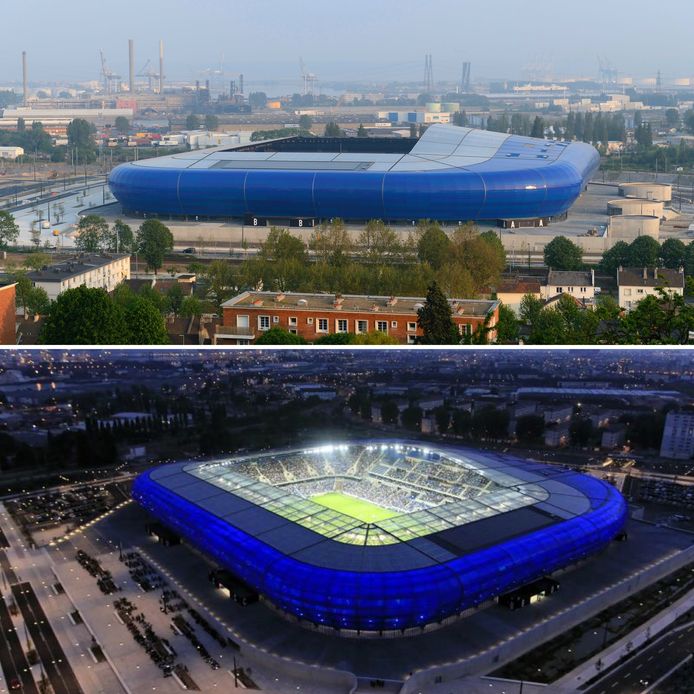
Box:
[597, 56, 618, 90]
[299, 57, 317, 96]
[137, 59, 160, 93]
[99, 50, 121, 94]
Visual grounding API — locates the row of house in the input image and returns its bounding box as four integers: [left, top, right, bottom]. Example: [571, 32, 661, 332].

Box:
[496, 267, 686, 315]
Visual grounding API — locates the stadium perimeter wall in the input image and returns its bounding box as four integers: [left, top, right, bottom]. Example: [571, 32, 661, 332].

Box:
[399, 543, 694, 694]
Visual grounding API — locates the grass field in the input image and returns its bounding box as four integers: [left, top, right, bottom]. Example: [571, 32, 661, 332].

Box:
[311, 492, 399, 523]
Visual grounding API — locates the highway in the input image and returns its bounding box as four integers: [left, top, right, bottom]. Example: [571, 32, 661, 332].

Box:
[584, 621, 694, 694]
[11, 582, 84, 694]
[0, 592, 39, 694]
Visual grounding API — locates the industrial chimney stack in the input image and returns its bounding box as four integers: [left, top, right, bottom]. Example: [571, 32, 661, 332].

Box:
[159, 40, 164, 94]
[128, 39, 135, 93]
[22, 51, 28, 106]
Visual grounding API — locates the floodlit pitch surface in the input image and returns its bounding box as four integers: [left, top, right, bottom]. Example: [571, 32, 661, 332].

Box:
[311, 492, 399, 523]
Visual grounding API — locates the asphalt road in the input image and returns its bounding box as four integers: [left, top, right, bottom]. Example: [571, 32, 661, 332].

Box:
[11, 582, 83, 694]
[0, 592, 39, 694]
[584, 621, 694, 694]
[0, 550, 19, 585]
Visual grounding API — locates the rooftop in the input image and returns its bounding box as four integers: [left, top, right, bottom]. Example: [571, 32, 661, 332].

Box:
[546, 269, 594, 287]
[618, 267, 685, 289]
[222, 291, 498, 318]
[26, 254, 129, 283]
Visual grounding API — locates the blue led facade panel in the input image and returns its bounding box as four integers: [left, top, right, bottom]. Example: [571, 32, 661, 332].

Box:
[108, 125, 600, 223]
[131, 445, 626, 633]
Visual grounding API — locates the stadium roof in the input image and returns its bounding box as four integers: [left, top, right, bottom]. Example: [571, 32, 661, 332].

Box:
[141, 443, 619, 572]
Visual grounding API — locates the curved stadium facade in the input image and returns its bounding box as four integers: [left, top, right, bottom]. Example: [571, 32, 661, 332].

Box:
[132, 442, 626, 634]
[108, 125, 599, 224]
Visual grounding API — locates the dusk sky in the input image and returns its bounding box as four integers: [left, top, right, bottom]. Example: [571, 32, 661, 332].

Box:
[1, 0, 692, 86]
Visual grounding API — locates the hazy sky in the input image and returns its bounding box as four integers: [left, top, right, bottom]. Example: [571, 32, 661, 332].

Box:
[2, 0, 693, 87]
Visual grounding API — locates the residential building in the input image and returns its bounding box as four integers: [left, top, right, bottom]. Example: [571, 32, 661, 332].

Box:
[0, 281, 17, 344]
[541, 269, 595, 303]
[545, 426, 569, 447]
[495, 278, 542, 316]
[660, 411, 694, 460]
[27, 254, 130, 301]
[0, 146, 24, 159]
[601, 426, 626, 450]
[216, 292, 500, 345]
[617, 267, 685, 311]
[543, 404, 574, 425]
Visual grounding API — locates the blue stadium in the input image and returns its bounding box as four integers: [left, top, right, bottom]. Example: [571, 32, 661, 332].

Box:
[108, 125, 599, 225]
[132, 442, 627, 634]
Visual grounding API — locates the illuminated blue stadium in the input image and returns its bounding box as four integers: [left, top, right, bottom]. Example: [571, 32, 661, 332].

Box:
[108, 125, 599, 223]
[131, 442, 626, 633]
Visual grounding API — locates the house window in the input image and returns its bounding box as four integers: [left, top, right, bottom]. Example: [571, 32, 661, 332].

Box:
[307, 317, 314, 325]
[356, 320, 368, 333]
[459, 324, 471, 336]
[567, 286, 574, 292]
[407, 322, 417, 332]
[289, 328, 298, 335]
[557, 287, 563, 293]
[273, 315, 279, 324]
[317, 318, 328, 333]
[624, 288, 632, 296]
[288, 317, 297, 327]
[336, 319, 348, 333]
[376, 321, 388, 333]
[407, 334, 417, 344]
[637, 289, 644, 294]
[391, 321, 398, 328]
[258, 315, 270, 331]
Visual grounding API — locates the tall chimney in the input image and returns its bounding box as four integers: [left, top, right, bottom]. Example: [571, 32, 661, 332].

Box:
[158, 40, 164, 94]
[22, 51, 28, 106]
[128, 39, 135, 93]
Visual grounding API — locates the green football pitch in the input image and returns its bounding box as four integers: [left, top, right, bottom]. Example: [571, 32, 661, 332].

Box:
[311, 492, 399, 523]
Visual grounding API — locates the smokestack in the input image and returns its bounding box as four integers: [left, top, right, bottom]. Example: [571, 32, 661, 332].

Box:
[22, 51, 28, 106]
[128, 39, 135, 93]
[159, 40, 164, 94]
[239, 73, 244, 95]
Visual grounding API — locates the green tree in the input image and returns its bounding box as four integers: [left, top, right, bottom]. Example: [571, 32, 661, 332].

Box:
[358, 220, 402, 265]
[544, 236, 583, 270]
[114, 116, 130, 134]
[665, 108, 680, 128]
[530, 116, 545, 138]
[434, 406, 451, 433]
[110, 219, 134, 253]
[380, 399, 400, 425]
[599, 241, 630, 276]
[570, 417, 593, 446]
[201, 260, 237, 312]
[121, 294, 169, 344]
[40, 287, 127, 344]
[417, 282, 460, 344]
[23, 252, 51, 271]
[204, 114, 219, 131]
[611, 289, 693, 344]
[260, 228, 306, 262]
[416, 223, 451, 269]
[634, 122, 653, 148]
[248, 92, 267, 110]
[298, 114, 313, 131]
[67, 118, 96, 162]
[324, 121, 342, 137]
[165, 284, 184, 316]
[255, 327, 308, 345]
[449, 224, 506, 293]
[0, 211, 19, 249]
[516, 415, 545, 442]
[496, 303, 520, 343]
[185, 114, 201, 130]
[75, 215, 109, 252]
[357, 124, 368, 137]
[309, 219, 353, 266]
[627, 236, 660, 267]
[352, 331, 399, 345]
[180, 295, 203, 319]
[401, 405, 423, 431]
[660, 238, 687, 269]
[136, 219, 174, 274]
[519, 294, 544, 326]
